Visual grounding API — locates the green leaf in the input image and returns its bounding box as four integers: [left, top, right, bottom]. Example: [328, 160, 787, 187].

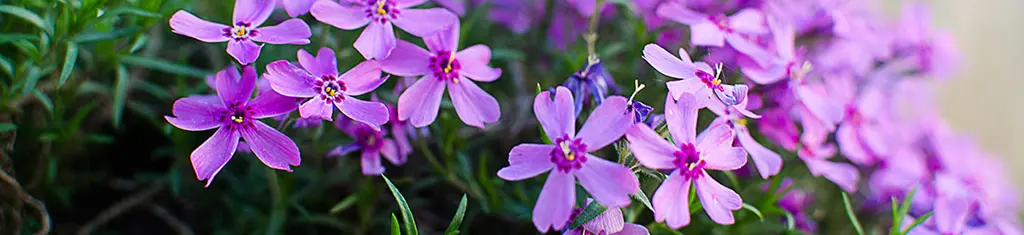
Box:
[19, 67, 42, 98]
[59, 42, 78, 87]
[329, 194, 360, 214]
[86, 134, 115, 144]
[842, 192, 865, 235]
[101, 7, 161, 19]
[112, 65, 129, 127]
[0, 33, 38, 43]
[74, 27, 141, 43]
[390, 213, 401, 235]
[632, 189, 654, 213]
[31, 89, 53, 113]
[891, 186, 918, 235]
[569, 201, 607, 230]
[0, 55, 12, 78]
[782, 209, 796, 231]
[0, 123, 16, 132]
[0, 5, 52, 35]
[444, 194, 468, 235]
[382, 174, 418, 235]
[901, 211, 933, 234]
[120, 55, 210, 78]
[741, 203, 765, 222]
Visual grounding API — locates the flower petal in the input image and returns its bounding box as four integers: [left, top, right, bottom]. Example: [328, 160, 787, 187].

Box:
[227, 39, 263, 65]
[642, 44, 697, 79]
[251, 19, 311, 44]
[327, 143, 362, 157]
[934, 196, 970, 234]
[727, 9, 766, 34]
[361, 149, 385, 175]
[432, 0, 465, 15]
[340, 60, 388, 96]
[532, 170, 575, 233]
[665, 93, 698, 145]
[169, 11, 229, 43]
[691, 22, 726, 47]
[299, 97, 334, 121]
[696, 170, 742, 225]
[741, 64, 787, 84]
[653, 170, 692, 229]
[666, 79, 711, 104]
[768, 15, 796, 60]
[576, 156, 639, 208]
[736, 127, 782, 178]
[425, 21, 460, 52]
[248, 85, 299, 118]
[354, 22, 397, 60]
[166, 95, 226, 131]
[265, 60, 317, 97]
[456, 45, 502, 82]
[381, 139, 407, 165]
[392, 8, 458, 37]
[714, 84, 748, 106]
[191, 127, 240, 187]
[655, 1, 706, 25]
[534, 86, 576, 142]
[298, 48, 338, 78]
[234, 0, 276, 26]
[337, 97, 389, 126]
[448, 78, 500, 128]
[578, 96, 631, 150]
[380, 40, 432, 76]
[804, 158, 859, 192]
[283, 0, 315, 17]
[310, 0, 370, 30]
[241, 120, 301, 171]
[582, 203, 625, 234]
[837, 124, 871, 165]
[725, 34, 772, 67]
[395, 0, 429, 8]
[625, 123, 678, 170]
[497, 144, 556, 181]
[215, 66, 257, 106]
[614, 223, 650, 235]
[696, 124, 735, 153]
[398, 75, 445, 127]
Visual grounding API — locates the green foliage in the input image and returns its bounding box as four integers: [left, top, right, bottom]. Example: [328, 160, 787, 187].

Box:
[383, 174, 419, 235]
[444, 194, 469, 235]
[569, 200, 608, 230]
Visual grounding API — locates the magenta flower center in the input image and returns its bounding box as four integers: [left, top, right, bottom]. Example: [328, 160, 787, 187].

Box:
[708, 15, 733, 33]
[430, 51, 462, 83]
[224, 22, 257, 41]
[550, 135, 588, 173]
[315, 75, 347, 103]
[696, 70, 723, 91]
[846, 105, 863, 125]
[364, 0, 400, 23]
[222, 102, 255, 130]
[355, 128, 384, 150]
[672, 143, 705, 179]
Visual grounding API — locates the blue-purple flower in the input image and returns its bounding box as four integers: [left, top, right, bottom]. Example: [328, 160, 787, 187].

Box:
[169, 0, 312, 64]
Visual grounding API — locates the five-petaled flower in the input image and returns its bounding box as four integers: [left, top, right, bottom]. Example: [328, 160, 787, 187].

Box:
[169, 0, 312, 65]
[497, 87, 639, 233]
[265, 48, 391, 128]
[625, 93, 747, 228]
[380, 23, 503, 128]
[642, 44, 749, 107]
[165, 66, 301, 186]
[328, 114, 410, 175]
[311, 0, 459, 60]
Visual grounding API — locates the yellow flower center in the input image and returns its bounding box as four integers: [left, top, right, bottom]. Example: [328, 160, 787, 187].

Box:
[560, 141, 575, 161]
[376, 0, 387, 15]
[735, 118, 747, 126]
[230, 115, 244, 124]
[443, 52, 455, 74]
[232, 26, 248, 38]
[325, 86, 339, 97]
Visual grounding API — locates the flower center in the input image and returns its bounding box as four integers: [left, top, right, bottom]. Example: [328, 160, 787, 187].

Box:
[224, 23, 255, 40]
[735, 118, 748, 126]
[709, 15, 732, 33]
[223, 102, 255, 129]
[430, 51, 462, 83]
[315, 75, 347, 103]
[550, 135, 588, 172]
[696, 70, 723, 91]
[788, 61, 812, 81]
[356, 128, 383, 150]
[672, 143, 704, 179]
[365, 0, 399, 23]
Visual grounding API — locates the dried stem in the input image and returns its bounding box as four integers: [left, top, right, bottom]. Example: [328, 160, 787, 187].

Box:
[76, 182, 165, 235]
[0, 169, 49, 235]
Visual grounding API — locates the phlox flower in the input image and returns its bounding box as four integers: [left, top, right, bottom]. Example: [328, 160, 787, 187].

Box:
[706, 95, 782, 179]
[281, 0, 315, 17]
[169, 0, 312, 65]
[496, 87, 639, 232]
[656, 1, 773, 67]
[328, 114, 410, 175]
[265, 48, 391, 128]
[642, 44, 749, 107]
[165, 66, 301, 186]
[563, 199, 650, 235]
[380, 23, 502, 128]
[564, 59, 619, 115]
[893, 3, 959, 77]
[311, 0, 458, 60]
[625, 93, 747, 228]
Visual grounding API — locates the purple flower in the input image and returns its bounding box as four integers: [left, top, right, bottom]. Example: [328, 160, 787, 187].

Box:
[433, 0, 465, 15]
[496, 87, 639, 233]
[265, 48, 391, 128]
[281, 0, 315, 17]
[706, 95, 782, 179]
[765, 179, 817, 233]
[310, 0, 458, 60]
[642, 44, 749, 107]
[893, 3, 959, 77]
[797, 113, 860, 192]
[656, 1, 773, 67]
[564, 60, 619, 115]
[169, 0, 312, 65]
[625, 93, 747, 228]
[483, 0, 545, 34]
[328, 114, 409, 175]
[380, 24, 503, 128]
[740, 16, 805, 85]
[165, 66, 301, 186]
[563, 199, 650, 235]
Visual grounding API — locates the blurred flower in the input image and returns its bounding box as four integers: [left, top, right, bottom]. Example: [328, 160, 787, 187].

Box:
[265, 48, 390, 128]
[433, 0, 466, 15]
[480, 0, 545, 34]
[765, 179, 818, 233]
[642, 44, 749, 106]
[562, 199, 650, 235]
[564, 59, 619, 115]
[310, 0, 458, 59]
[380, 23, 503, 128]
[656, 1, 773, 67]
[497, 87, 638, 233]
[893, 3, 959, 78]
[625, 93, 747, 228]
[165, 66, 300, 186]
[328, 114, 409, 175]
[169, 0, 312, 64]
[280, 0, 315, 17]
[706, 95, 782, 179]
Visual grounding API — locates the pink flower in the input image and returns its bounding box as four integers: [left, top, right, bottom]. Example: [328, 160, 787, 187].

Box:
[380, 24, 503, 128]
[642, 44, 749, 107]
[311, 0, 458, 60]
[563, 199, 650, 235]
[625, 93, 747, 228]
[264, 48, 390, 128]
[656, 1, 773, 67]
[169, 0, 312, 65]
[706, 96, 783, 179]
[496, 87, 639, 233]
[328, 114, 410, 175]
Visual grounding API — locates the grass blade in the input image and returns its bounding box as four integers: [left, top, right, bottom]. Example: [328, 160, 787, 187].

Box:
[390, 213, 401, 235]
[901, 211, 933, 234]
[444, 194, 468, 235]
[112, 65, 130, 127]
[59, 42, 78, 87]
[742, 203, 765, 222]
[328, 194, 360, 214]
[0, 5, 51, 34]
[382, 174, 418, 235]
[120, 55, 210, 78]
[842, 192, 865, 235]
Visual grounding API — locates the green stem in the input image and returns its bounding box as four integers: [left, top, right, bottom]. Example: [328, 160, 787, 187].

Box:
[415, 137, 482, 199]
[584, 0, 605, 59]
[266, 168, 285, 235]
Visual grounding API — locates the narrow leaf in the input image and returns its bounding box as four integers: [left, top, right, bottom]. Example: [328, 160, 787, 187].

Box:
[444, 194, 468, 235]
[782, 209, 796, 231]
[0, 123, 16, 132]
[112, 65, 129, 127]
[74, 27, 141, 43]
[842, 192, 865, 235]
[329, 194, 360, 214]
[569, 201, 607, 230]
[102, 7, 161, 19]
[0, 33, 38, 43]
[31, 89, 53, 113]
[0, 54, 12, 77]
[741, 203, 765, 222]
[120, 55, 210, 78]
[901, 211, 933, 234]
[382, 174, 418, 235]
[19, 67, 42, 98]
[59, 42, 78, 87]
[390, 213, 401, 235]
[0, 5, 52, 34]
[632, 189, 654, 213]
